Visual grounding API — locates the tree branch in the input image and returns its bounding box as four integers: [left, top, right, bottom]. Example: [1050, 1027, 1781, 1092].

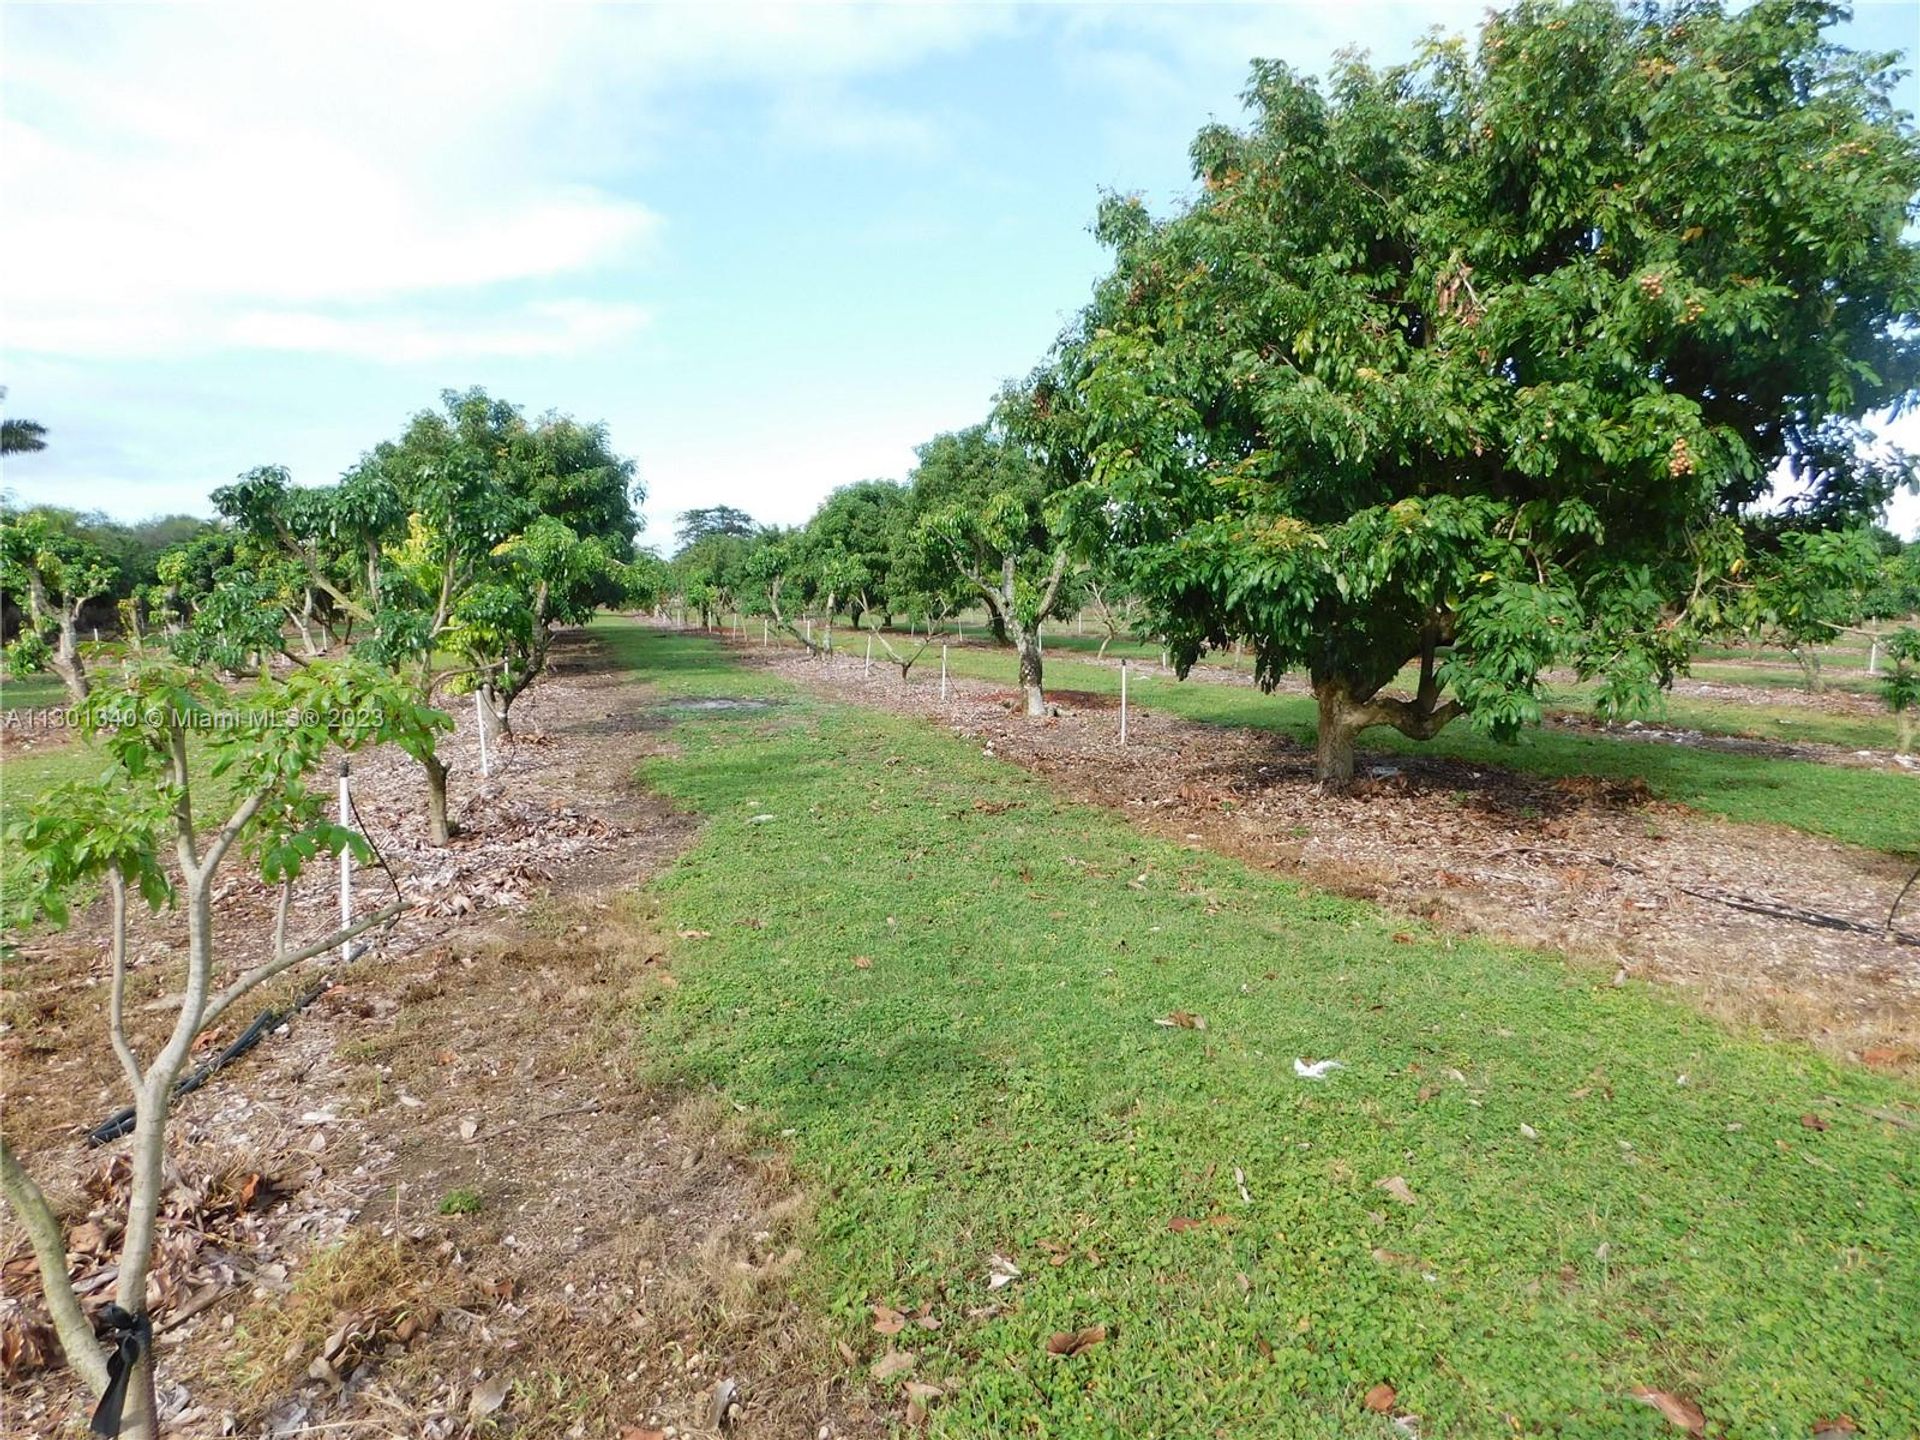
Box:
[107, 873, 143, 1094]
[1034, 547, 1073, 623]
[0, 1137, 110, 1398]
[200, 791, 267, 877]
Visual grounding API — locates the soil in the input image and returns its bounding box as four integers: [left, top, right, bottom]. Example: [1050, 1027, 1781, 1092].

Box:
[2, 628, 886, 1440]
[760, 643, 1920, 1068]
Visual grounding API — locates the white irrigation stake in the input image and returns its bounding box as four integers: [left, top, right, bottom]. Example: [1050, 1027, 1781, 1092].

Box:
[475, 690, 491, 778]
[865, 633, 873, 675]
[1120, 658, 1129, 746]
[940, 644, 949, 702]
[92, 626, 100, 644]
[337, 760, 354, 962]
[763, 618, 769, 648]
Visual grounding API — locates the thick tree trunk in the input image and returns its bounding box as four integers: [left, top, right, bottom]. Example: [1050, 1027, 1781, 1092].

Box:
[1016, 631, 1045, 717]
[1313, 683, 1361, 788]
[422, 750, 453, 846]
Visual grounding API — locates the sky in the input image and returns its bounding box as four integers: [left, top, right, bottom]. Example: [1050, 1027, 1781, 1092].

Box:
[3, 1, 1918, 551]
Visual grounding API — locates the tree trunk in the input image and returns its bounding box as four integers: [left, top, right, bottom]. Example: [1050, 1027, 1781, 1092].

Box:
[1312, 682, 1362, 788]
[53, 610, 89, 704]
[1016, 630, 1045, 716]
[482, 682, 512, 741]
[422, 750, 453, 846]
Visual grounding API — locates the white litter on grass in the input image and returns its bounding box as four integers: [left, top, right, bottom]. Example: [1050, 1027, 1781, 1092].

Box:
[1293, 1058, 1344, 1080]
[748, 813, 776, 824]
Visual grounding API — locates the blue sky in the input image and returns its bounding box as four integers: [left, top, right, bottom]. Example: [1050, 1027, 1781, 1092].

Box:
[4, 1, 1917, 550]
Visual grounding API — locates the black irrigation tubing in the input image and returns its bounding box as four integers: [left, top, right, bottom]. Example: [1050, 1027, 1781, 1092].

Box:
[1889, 861, 1920, 936]
[86, 785, 409, 1149]
[87, 969, 336, 1147]
[1506, 844, 1920, 949]
[1673, 883, 1920, 948]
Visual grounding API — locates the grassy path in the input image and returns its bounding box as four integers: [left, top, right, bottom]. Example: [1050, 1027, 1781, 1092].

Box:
[605, 622, 1919, 1439]
[904, 641, 1917, 856]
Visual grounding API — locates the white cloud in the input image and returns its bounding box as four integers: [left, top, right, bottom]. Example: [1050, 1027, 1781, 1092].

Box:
[225, 300, 651, 365]
[1, 2, 1008, 364]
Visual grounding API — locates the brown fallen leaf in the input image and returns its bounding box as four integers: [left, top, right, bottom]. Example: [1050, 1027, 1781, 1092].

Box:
[1812, 1416, 1858, 1438]
[904, 1381, 944, 1426]
[1633, 1388, 1706, 1434]
[1861, 1046, 1910, 1070]
[468, 1375, 510, 1418]
[1375, 1175, 1418, 1206]
[870, 1304, 906, 1335]
[852, 955, 873, 969]
[677, 929, 712, 940]
[1154, 1009, 1206, 1030]
[1364, 1383, 1397, 1413]
[1799, 1113, 1829, 1131]
[870, 1350, 916, 1382]
[1046, 1323, 1108, 1357]
[621, 1429, 667, 1440]
[835, 1339, 857, 1365]
[66, 1220, 108, 1257]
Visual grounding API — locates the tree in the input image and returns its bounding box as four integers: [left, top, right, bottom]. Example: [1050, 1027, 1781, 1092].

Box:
[675, 505, 759, 552]
[1727, 527, 1881, 691]
[448, 515, 639, 740]
[673, 526, 762, 631]
[1883, 627, 1920, 753]
[1073, 0, 1920, 783]
[1, 386, 47, 455]
[1082, 575, 1149, 659]
[211, 391, 641, 843]
[0, 657, 447, 1440]
[806, 481, 910, 628]
[907, 421, 1084, 716]
[1, 508, 120, 702]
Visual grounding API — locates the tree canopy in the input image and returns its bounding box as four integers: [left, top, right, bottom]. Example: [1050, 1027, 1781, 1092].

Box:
[1066, 0, 1920, 781]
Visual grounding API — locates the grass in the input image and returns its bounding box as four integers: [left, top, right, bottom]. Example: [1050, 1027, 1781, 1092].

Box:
[0, 671, 73, 711]
[602, 622, 1919, 1440]
[904, 643, 1918, 856]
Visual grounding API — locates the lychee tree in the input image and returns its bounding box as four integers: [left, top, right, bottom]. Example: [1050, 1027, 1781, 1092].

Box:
[0, 657, 448, 1439]
[1073, 0, 1920, 784]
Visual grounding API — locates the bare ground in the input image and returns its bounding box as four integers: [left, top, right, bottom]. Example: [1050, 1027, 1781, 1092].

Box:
[758, 643, 1920, 1068]
[3, 631, 885, 1440]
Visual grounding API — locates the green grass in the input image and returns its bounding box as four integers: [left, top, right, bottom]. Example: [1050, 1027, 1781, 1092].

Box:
[0, 671, 73, 711]
[604, 622, 1919, 1440]
[913, 644, 1918, 856]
